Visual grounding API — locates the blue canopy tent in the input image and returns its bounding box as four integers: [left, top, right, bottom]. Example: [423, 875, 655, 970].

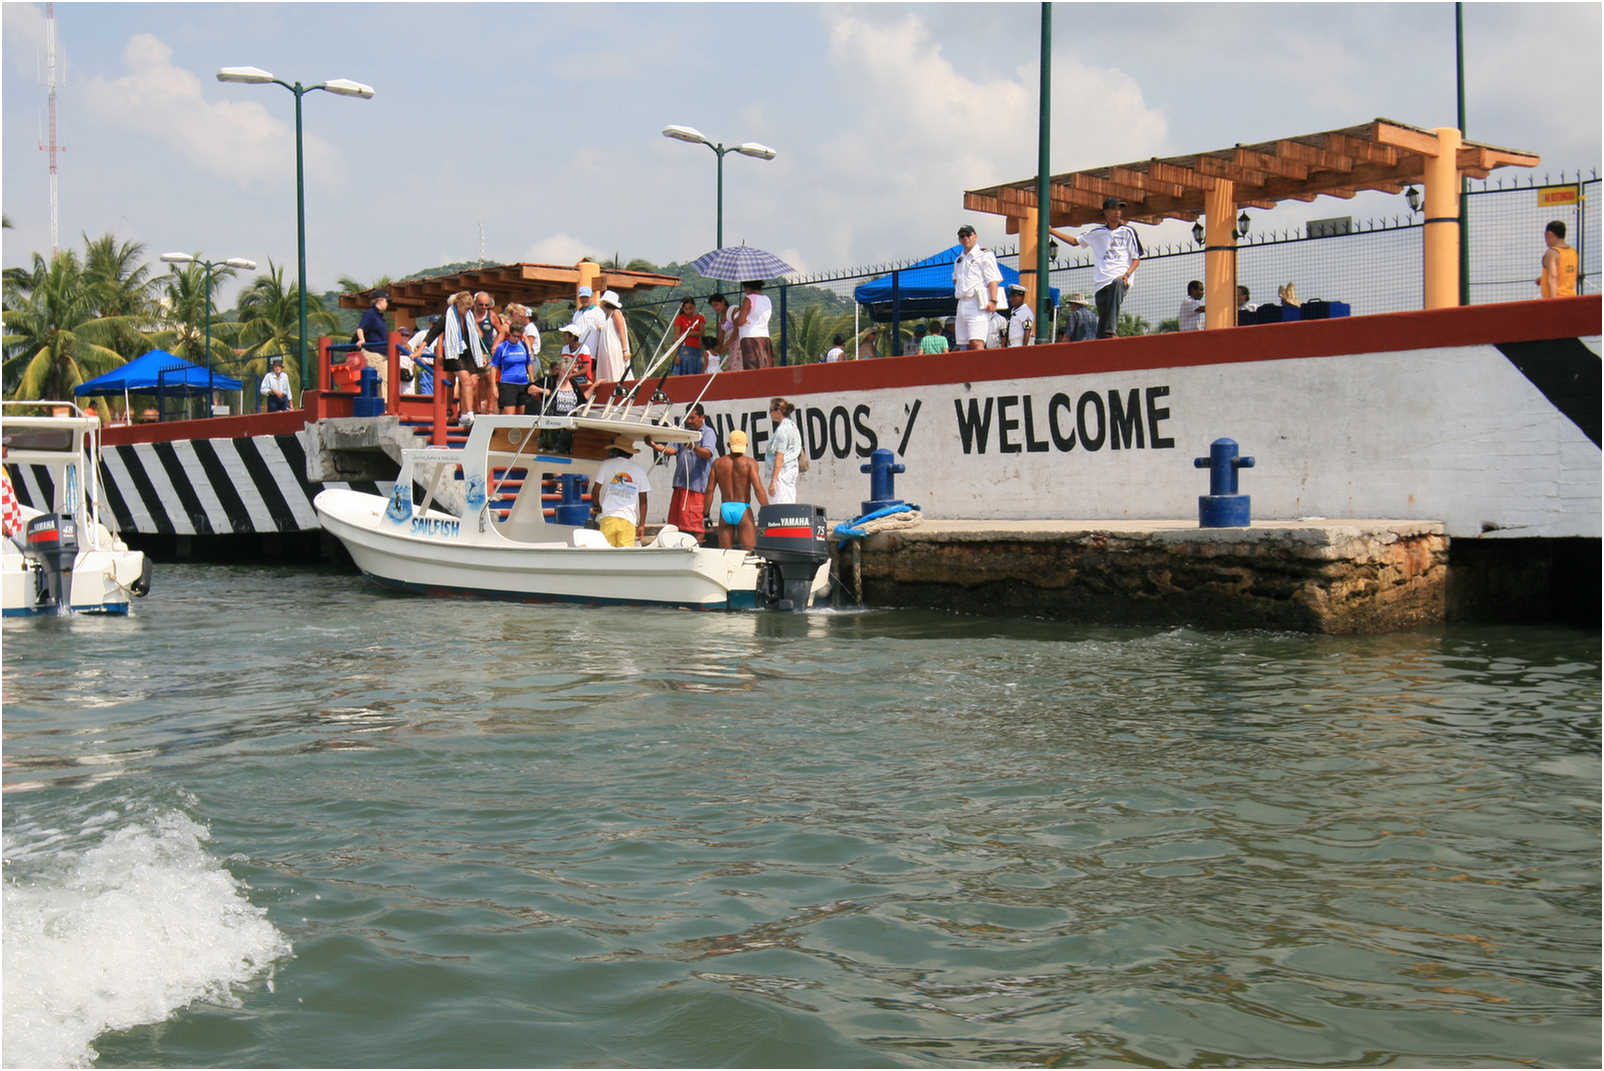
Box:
[75, 349, 245, 420]
[853, 245, 1060, 324]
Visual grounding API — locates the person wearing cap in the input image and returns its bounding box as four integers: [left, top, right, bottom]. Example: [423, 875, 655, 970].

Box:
[952, 224, 1003, 350]
[556, 321, 594, 383]
[594, 289, 633, 384]
[570, 285, 607, 361]
[590, 437, 651, 547]
[732, 281, 775, 370]
[709, 429, 768, 551]
[1001, 283, 1034, 348]
[354, 291, 391, 392]
[1061, 292, 1097, 342]
[259, 354, 292, 412]
[1051, 196, 1143, 339]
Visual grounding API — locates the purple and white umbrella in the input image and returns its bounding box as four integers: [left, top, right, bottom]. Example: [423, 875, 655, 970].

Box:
[690, 245, 795, 283]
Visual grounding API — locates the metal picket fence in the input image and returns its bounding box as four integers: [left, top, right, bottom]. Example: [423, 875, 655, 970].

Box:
[615, 171, 1596, 367]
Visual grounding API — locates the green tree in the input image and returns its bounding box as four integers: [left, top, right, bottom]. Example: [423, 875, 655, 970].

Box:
[784, 304, 853, 365]
[81, 233, 156, 319]
[2, 249, 140, 414]
[1156, 318, 1181, 334]
[234, 261, 338, 394]
[148, 261, 244, 370]
[1116, 312, 1150, 337]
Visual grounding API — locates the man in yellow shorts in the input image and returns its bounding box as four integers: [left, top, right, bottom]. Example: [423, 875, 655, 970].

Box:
[591, 437, 650, 547]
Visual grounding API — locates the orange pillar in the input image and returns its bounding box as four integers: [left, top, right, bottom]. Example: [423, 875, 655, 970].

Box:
[1017, 209, 1039, 317]
[1422, 127, 1462, 310]
[576, 259, 601, 301]
[1203, 180, 1237, 331]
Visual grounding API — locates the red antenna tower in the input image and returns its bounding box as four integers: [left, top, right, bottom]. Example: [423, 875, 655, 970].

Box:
[38, 3, 65, 254]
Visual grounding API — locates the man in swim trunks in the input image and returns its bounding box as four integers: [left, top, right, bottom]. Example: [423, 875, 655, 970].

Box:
[709, 429, 769, 551]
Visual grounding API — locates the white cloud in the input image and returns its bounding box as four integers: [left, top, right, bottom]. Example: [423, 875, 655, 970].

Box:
[2, 3, 48, 63]
[809, 9, 1169, 263]
[524, 234, 592, 265]
[81, 34, 345, 192]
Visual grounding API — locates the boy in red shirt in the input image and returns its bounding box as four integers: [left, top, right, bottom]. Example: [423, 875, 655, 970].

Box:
[670, 298, 706, 375]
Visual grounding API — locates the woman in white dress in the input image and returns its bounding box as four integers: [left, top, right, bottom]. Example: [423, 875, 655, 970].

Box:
[593, 289, 632, 383]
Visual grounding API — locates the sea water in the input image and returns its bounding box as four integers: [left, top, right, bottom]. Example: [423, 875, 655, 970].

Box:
[2, 565, 1598, 1067]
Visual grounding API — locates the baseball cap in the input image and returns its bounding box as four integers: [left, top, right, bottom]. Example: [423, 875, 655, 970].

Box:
[728, 429, 748, 454]
[577, 285, 593, 297]
[1102, 196, 1127, 210]
[956, 224, 976, 238]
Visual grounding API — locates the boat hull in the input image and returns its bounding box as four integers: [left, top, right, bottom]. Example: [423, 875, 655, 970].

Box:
[315, 487, 764, 610]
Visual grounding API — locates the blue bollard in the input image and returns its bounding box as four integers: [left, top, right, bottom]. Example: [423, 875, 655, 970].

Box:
[860, 448, 906, 515]
[1193, 437, 1255, 527]
[352, 366, 386, 417]
[553, 472, 590, 526]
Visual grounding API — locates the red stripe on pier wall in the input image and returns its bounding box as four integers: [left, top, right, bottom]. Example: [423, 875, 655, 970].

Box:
[661, 295, 1601, 404]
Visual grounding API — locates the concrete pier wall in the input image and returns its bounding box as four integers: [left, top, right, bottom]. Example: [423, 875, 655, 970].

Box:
[835, 520, 1450, 634]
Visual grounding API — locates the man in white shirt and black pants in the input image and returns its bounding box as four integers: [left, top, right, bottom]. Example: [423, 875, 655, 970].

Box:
[1000, 283, 1035, 348]
[952, 224, 1002, 350]
[1053, 196, 1143, 339]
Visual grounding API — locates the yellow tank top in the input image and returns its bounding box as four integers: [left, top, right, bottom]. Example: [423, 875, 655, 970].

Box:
[1542, 245, 1579, 298]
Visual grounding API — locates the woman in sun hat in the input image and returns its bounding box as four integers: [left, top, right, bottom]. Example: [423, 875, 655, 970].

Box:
[593, 289, 632, 384]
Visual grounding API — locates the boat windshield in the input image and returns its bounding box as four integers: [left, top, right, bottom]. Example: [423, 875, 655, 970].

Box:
[2, 426, 77, 452]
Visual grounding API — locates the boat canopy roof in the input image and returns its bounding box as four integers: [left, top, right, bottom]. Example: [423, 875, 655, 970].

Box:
[963, 117, 1540, 230]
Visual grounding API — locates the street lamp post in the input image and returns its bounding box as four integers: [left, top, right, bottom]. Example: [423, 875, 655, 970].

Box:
[661, 125, 776, 250]
[159, 252, 257, 374]
[217, 66, 373, 394]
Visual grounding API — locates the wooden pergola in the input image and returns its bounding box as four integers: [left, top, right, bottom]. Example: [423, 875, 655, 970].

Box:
[963, 118, 1540, 329]
[339, 260, 682, 329]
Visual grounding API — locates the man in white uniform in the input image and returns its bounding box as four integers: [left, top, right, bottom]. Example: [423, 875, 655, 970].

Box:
[952, 224, 1002, 350]
[1052, 196, 1143, 338]
[1002, 283, 1035, 348]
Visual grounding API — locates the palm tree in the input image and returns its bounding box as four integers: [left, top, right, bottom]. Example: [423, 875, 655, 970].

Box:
[148, 262, 244, 371]
[234, 261, 337, 394]
[1116, 312, 1151, 337]
[2, 249, 139, 415]
[621, 303, 668, 378]
[784, 305, 853, 365]
[82, 233, 156, 318]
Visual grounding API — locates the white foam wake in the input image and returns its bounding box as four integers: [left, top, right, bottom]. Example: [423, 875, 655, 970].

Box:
[2, 809, 292, 1068]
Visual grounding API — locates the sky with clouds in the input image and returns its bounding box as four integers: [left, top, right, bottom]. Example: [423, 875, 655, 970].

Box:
[3, 2, 1599, 307]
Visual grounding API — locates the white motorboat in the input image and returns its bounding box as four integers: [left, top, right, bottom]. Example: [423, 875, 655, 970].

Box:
[3, 402, 152, 616]
[314, 410, 831, 611]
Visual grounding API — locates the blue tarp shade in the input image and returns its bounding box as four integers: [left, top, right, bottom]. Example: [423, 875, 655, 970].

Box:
[74, 349, 244, 396]
[853, 245, 1060, 323]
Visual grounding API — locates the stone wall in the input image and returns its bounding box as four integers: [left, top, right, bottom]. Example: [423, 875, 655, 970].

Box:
[838, 521, 1449, 634]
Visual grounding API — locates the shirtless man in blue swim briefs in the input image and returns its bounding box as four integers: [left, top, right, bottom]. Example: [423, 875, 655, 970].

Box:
[709, 429, 769, 551]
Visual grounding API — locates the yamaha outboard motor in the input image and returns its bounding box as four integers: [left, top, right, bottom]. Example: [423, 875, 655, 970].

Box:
[25, 513, 77, 612]
[753, 503, 829, 611]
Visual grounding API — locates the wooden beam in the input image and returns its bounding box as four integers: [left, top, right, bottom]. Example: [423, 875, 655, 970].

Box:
[1323, 132, 1400, 167]
[1372, 121, 1443, 157]
[1235, 147, 1308, 181]
[1275, 139, 1356, 174]
[1196, 154, 1269, 186]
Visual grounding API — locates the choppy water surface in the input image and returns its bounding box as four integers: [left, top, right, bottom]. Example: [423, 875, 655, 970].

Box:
[3, 565, 1598, 1068]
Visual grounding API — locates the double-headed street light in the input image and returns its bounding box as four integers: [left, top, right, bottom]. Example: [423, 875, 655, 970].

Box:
[217, 66, 373, 394]
[159, 252, 257, 376]
[661, 125, 776, 250]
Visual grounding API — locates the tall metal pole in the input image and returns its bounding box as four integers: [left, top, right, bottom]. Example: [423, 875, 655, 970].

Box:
[294, 83, 310, 393]
[1035, 2, 1053, 341]
[715, 145, 725, 250]
[203, 261, 213, 374]
[1456, 3, 1470, 305]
